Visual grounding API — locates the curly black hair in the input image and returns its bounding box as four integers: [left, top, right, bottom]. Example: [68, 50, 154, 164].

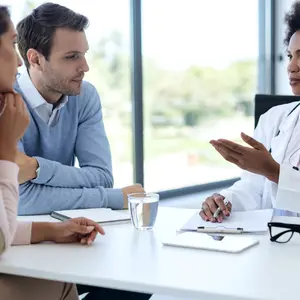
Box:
[284, 1, 300, 46]
[0, 6, 10, 37]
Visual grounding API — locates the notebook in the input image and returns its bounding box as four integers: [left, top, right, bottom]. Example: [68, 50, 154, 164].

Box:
[50, 208, 131, 225]
[180, 209, 274, 234]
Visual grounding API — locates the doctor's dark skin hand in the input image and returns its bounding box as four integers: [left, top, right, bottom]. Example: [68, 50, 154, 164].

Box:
[200, 193, 232, 223]
[199, 132, 279, 223]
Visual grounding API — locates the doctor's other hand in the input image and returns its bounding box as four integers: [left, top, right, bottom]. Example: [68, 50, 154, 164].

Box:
[199, 193, 232, 223]
[122, 184, 145, 209]
[210, 132, 280, 183]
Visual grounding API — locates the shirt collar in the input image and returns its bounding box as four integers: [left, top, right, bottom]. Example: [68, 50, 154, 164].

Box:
[17, 70, 68, 110]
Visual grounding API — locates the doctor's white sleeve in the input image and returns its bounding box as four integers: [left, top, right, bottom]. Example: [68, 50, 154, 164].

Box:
[219, 172, 265, 211]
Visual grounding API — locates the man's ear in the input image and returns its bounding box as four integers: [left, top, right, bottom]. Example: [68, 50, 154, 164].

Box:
[27, 49, 43, 71]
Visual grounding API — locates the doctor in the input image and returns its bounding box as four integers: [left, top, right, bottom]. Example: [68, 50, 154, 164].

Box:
[200, 1, 300, 223]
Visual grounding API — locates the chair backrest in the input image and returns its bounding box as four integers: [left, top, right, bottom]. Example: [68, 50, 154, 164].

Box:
[254, 94, 299, 127]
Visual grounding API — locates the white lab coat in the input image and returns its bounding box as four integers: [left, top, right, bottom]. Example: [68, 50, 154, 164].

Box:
[220, 100, 300, 213]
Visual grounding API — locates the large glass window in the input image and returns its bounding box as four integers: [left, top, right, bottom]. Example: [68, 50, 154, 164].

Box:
[6, 0, 261, 194]
[142, 0, 258, 191]
[9, 0, 133, 188]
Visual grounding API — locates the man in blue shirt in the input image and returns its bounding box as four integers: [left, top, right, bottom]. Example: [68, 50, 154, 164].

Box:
[15, 3, 144, 216]
[15, 3, 150, 300]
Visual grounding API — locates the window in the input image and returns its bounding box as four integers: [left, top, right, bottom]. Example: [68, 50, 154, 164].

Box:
[142, 0, 258, 191]
[7, 0, 262, 195]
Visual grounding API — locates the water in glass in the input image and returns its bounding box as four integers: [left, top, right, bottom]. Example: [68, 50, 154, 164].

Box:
[128, 193, 159, 230]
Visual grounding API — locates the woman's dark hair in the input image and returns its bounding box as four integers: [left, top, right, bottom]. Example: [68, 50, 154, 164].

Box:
[0, 6, 10, 37]
[284, 1, 300, 46]
[17, 2, 89, 69]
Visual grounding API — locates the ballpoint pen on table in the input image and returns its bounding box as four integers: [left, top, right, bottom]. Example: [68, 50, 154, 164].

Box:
[213, 198, 229, 218]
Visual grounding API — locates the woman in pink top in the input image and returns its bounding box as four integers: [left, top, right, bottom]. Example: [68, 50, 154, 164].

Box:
[0, 6, 105, 299]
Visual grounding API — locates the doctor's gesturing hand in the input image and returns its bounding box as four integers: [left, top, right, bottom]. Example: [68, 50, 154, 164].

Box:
[200, 132, 280, 223]
[210, 132, 280, 183]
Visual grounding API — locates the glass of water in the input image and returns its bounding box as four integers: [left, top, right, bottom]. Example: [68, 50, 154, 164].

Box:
[128, 193, 159, 230]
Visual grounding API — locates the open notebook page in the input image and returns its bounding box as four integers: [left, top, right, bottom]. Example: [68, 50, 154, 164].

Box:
[51, 208, 130, 224]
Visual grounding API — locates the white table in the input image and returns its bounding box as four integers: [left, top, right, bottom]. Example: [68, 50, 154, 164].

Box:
[0, 207, 299, 300]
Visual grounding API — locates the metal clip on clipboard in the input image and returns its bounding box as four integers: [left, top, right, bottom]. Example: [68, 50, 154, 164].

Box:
[196, 226, 244, 234]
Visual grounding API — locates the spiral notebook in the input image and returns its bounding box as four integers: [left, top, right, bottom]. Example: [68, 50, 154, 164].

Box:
[180, 209, 273, 234]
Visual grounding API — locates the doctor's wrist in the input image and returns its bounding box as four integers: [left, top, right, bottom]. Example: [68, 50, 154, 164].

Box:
[264, 161, 280, 184]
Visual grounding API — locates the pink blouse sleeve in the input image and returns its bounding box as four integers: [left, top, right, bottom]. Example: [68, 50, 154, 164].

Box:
[0, 160, 32, 254]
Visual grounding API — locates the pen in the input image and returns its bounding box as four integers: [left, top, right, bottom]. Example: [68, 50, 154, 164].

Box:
[213, 198, 229, 219]
[50, 211, 71, 222]
[197, 226, 243, 234]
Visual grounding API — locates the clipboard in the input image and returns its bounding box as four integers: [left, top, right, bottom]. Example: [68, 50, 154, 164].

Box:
[180, 209, 273, 234]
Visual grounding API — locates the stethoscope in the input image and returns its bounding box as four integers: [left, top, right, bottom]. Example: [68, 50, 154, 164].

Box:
[269, 102, 300, 171]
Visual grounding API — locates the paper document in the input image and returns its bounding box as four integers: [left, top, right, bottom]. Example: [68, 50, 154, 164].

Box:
[51, 208, 130, 224]
[180, 209, 274, 233]
[276, 165, 300, 213]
